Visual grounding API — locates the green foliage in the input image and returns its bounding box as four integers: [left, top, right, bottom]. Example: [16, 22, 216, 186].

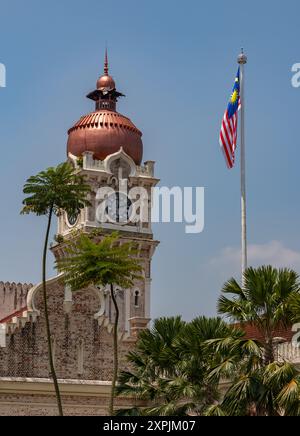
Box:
[117, 266, 300, 417]
[218, 266, 300, 331]
[56, 231, 143, 290]
[213, 266, 300, 416]
[21, 161, 92, 416]
[288, 293, 300, 325]
[21, 161, 91, 218]
[77, 156, 83, 168]
[204, 405, 226, 416]
[217, 361, 300, 416]
[54, 234, 64, 244]
[116, 316, 241, 416]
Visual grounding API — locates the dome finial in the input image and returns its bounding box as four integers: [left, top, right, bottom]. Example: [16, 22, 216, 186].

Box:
[104, 47, 109, 75]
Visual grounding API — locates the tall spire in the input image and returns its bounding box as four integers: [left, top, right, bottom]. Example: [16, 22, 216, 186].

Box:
[87, 49, 124, 111]
[104, 48, 109, 75]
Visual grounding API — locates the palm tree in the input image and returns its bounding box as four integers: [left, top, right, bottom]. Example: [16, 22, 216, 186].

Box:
[210, 358, 300, 416]
[116, 317, 187, 415]
[211, 265, 300, 416]
[116, 316, 243, 416]
[22, 162, 91, 416]
[218, 266, 300, 364]
[56, 231, 142, 415]
[262, 361, 300, 415]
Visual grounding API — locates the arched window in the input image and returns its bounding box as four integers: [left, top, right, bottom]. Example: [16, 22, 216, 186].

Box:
[134, 290, 140, 307]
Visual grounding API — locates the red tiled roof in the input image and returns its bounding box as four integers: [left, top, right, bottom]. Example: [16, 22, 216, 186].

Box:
[0, 306, 27, 324]
[235, 322, 293, 343]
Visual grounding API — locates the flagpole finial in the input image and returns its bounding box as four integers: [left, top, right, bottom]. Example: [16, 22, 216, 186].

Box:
[238, 49, 247, 65]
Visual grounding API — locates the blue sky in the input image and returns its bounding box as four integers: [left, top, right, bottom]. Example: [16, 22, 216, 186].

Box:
[0, 0, 300, 320]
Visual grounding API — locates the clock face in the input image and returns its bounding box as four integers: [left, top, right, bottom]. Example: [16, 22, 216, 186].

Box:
[106, 192, 132, 224]
[66, 211, 79, 227]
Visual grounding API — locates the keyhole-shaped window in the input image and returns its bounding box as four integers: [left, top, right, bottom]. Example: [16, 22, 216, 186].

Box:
[134, 290, 140, 307]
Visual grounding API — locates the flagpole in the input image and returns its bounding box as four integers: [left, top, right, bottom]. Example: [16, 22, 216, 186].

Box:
[238, 50, 248, 287]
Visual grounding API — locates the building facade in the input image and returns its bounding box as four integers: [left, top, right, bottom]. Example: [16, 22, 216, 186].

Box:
[0, 52, 159, 415]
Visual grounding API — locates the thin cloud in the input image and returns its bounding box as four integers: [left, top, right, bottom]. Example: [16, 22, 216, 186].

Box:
[208, 241, 300, 280]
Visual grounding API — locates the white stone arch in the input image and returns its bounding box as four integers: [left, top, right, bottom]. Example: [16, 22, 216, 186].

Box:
[67, 152, 80, 169]
[89, 285, 106, 320]
[27, 275, 106, 319]
[104, 147, 136, 177]
[27, 274, 63, 314]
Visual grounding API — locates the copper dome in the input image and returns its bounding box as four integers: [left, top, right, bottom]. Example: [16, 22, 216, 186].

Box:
[67, 50, 143, 165]
[67, 110, 143, 164]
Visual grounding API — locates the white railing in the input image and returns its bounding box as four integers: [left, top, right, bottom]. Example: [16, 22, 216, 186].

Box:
[275, 343, 300, 363]
[82, 153, 105, 171]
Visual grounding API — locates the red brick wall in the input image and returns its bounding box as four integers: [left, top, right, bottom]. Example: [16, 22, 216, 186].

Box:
[0, 282, 134, 380]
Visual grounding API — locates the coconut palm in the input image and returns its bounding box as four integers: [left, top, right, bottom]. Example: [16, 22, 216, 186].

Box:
[116, 316, 243, 416]
[22, 162, 91, 416]
[56, 231, 142, 415]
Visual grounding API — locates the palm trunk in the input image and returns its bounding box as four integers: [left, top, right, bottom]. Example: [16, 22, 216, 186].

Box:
[264, 329, 275, 416]
[109, 283, 119, 416]
[264, 326, 275, 365]
[264, 339, 274, 365]
[43, 206, 63, 416]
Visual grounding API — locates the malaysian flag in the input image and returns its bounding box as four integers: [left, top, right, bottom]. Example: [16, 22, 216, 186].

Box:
[219, 68, 241, 169]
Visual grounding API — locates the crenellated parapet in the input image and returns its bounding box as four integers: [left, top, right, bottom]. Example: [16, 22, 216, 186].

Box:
[0, 282, 33, 322]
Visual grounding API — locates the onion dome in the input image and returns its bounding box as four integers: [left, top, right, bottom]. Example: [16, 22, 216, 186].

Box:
[67, 50, 143, 165]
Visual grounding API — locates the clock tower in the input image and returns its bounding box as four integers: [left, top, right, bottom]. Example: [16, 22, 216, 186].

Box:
[53, 51, 159, 337]
[0, 52, 160, 415]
